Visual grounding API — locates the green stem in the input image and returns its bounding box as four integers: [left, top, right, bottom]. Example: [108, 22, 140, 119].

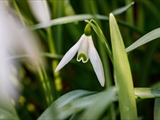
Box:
[137, 3, 144, 30]
[51, 0, 64, 54]
[125, 0, 134, 47]
[13, 1, 25, 26]
[88, 1, 115, 119]
[46, 28, 62, 98]
[47, 28, 56, 53]
[37, 66, 52, 106]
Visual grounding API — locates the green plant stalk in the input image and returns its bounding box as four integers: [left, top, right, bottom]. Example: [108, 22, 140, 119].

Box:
[50, 1, 64, 97]
[51, 0, 64, 54]
[125, 0, 134, 47]
[125, 0, 134, 25]
[47, 28, 56, 54]
[85, 19, 113, 62]
[137, 3, 144, 30]
[13, 1, 25, 26]
[46, 28, 62, 99]
[87, 0, 112, 87]
[97, 0, 110, 15]
[109, 13, 137, 119]
[87, 1, 115, 119]
[37, 66, 52, 107]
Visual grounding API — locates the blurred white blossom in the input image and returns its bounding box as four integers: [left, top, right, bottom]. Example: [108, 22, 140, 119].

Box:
[28, 0, 51, 23]
[0, 1, 43, 108]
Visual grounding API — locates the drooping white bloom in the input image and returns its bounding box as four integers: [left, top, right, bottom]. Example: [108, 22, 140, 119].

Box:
[0, 2, 42, 109]
[55, 34, 105, 87]
[28, 0, 51, 23]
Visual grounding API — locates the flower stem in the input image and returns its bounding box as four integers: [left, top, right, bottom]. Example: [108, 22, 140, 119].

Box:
[46, 28, 62, 99]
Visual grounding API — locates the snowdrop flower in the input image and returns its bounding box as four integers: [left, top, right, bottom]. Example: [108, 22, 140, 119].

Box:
[55, 24, 105, 87]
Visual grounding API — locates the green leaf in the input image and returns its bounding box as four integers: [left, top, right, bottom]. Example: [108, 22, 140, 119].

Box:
[29, 14, 108, 30]
[79, 87, 116, 119]
[0, 108, 19, 120]
[112, 2, 134, 15]
[28, 14, 143, 34]
[126, 27, 160, 52]
[8, 53, 62, 60]
[135, 88, 160, 99]
[55, 91, 105, 119]
[0, 93, 19, 120]
[55, 88, 116, 119]
[37, 90, 95, 120]
[109, 13, 138, 119]
[38, 88, 117, 120]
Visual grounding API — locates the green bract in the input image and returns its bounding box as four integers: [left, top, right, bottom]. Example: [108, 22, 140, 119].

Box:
[84, 24, 92, 36]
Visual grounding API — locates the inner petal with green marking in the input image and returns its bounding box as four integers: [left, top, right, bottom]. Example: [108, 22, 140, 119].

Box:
[77, 53, 88, 63]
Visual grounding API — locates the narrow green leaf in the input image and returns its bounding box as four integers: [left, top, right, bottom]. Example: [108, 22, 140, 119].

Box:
[38, 90, 94, 119]
[29, 14, 108, 30]
[126, 28, 160, 52]
[112, 2, 134, 15]
[109, 13, 138, 119]
[28, 14, 143, 34]
[8, 53, 62, 60]
[80, 87, 116, 119]
[135, 88, 160, 99]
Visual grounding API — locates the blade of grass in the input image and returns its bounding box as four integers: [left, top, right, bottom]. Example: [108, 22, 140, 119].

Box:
[109, 13, 138, 119]
[135, 88, 160, 99]
[28, 14, 143, 34]
[126, 27, 160, 52]
[112, 2, 134, 15]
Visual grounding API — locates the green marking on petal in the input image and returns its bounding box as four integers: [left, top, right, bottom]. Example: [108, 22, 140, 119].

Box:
[77, 53, 88, 63]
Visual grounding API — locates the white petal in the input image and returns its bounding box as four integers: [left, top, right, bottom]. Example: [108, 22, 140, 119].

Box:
[88, 37, 105, 87]
[55, 34, 85, 72]
[28, 0, 51, 23]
